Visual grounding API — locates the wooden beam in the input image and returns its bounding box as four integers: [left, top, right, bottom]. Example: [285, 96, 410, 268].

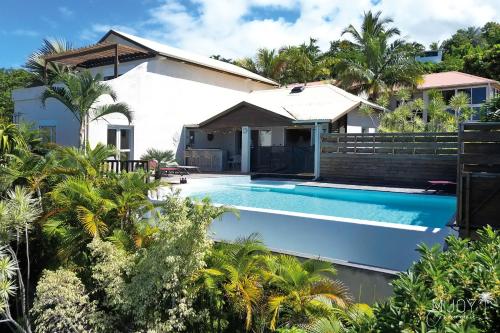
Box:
[44, 43, 117, 62]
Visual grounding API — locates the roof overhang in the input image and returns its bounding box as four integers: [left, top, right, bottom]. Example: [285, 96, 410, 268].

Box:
[99, 30, 279, 86]
[418, 82, 500, 91]
[198, 101, 295, 129]
[43, 42, 155, 69]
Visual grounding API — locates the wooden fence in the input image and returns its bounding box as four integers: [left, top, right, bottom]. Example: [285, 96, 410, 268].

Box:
[457, 122, 500, 237]
[320, 132, 458, 186]
[322, 132, 458, 155]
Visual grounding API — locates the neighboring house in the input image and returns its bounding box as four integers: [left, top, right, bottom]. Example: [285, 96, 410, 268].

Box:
[185, 82, 385, 175]
[12, 31, 383, 176]
[390, 71, 499, 121]
[415, 50, 443, 64]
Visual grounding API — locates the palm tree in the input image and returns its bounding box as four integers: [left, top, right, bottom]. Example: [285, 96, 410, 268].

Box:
[234, 57, 258, 74]
[426, 90, 456, 132]
[200, 235, 269, 331]
[449, 92, 472, 125]
[303, 303, 374, 333]
[336, 11, 422, 100]
[42, 71, 133, 149]
[44, 177, 117, 262]
[25, 38, 73, 84]
[140, 148, 175, 179]
[264, 255, 352, 330]
[53, 143, 116, 180]
[282, 39, 332, 84]
[0, 121, 28, 160]
[235, 48, 287, 83]
[105, 170, 160, 230]
[255, 48, 287, 82]
[429, 41, 442, 51]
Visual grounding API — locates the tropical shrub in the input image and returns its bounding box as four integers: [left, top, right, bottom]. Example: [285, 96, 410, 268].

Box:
[0, 121, 28, 160]
[31, 269, 106, 333]
[372, 227, 500, 332]
[88, 238, 134, 330]
[480, 95, 500, 122]
[195, 235, 353, 333]
[126, 196, 227, 332]
[140, 147, 175, 179]
[0, 187, 41, 333]
[378, 90, 457, 133]
[302, 303, 374, 333]
[265, 255, 352, 330]
[196, 234, 270, 332]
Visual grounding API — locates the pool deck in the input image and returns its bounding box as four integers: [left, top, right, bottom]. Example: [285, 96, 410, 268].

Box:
[164, 173, 450, 195]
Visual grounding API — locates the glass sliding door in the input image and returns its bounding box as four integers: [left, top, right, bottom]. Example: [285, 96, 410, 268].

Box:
[107, 126, 133, 160]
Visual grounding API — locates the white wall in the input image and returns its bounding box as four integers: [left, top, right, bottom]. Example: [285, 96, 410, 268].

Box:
[14, 56, 274, 161]
[346, 108, 379, 133]
[211, 207, 454, 272]
[12, 86, 80, 146]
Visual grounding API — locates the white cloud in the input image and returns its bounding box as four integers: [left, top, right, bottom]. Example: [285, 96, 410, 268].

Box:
[10, 29, 40, 37]
[84, 0, 499, 58]
[80, 24, 138, 41]
[58, 6, 74, 18]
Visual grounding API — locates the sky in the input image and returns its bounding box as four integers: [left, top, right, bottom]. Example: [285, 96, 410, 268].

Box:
[0, 0, 498, 68]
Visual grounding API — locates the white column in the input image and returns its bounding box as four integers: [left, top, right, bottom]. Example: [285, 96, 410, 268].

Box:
[422, 91, 429, 123]
[314, 122, 321, 179]
[241, 126, 251, 173]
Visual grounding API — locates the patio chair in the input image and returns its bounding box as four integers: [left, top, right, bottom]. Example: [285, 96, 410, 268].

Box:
[425, 180, 456, 193]
[160, 161, 200, 176]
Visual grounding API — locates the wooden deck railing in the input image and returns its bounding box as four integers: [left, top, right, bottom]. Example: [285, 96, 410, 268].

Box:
[101, 160, 149, 174]
[321, 132, 458, 155]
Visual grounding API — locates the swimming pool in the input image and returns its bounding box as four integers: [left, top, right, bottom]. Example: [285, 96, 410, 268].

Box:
[177, 176, 457, 271]
[184, 177, 456, 228]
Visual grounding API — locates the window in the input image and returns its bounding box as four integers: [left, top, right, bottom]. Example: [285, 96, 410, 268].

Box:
[258, 130, 272, 147]
[39, 126, 56, 143]
[107, 127, 133, 160]
[471, 107, 481, 120]
[471, 87, 487, 104]
[188, 130, 195, 146]
[457, 88, 471, 99]
[120, 129, 130, 149]
[441, 90, 455, 104]
[361, 127, 370, 134]
[107, 129, 117, 146]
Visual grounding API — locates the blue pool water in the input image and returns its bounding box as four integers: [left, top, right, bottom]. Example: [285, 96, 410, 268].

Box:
[184, 178, 456, 228]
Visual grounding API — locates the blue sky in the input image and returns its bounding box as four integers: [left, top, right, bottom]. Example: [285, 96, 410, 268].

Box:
[0, 0, 157, 68]
[0, 0, 498, 69]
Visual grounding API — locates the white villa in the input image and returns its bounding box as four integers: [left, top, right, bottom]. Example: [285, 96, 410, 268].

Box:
[13, 30, 383, 175]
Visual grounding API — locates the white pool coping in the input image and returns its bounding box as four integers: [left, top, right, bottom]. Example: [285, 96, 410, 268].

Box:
[212, 204, 444, 233]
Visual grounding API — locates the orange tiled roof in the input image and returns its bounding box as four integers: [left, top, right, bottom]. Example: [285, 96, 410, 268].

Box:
[418, 71, 499, 90]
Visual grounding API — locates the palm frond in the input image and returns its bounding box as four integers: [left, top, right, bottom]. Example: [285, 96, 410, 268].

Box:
[76, 205, 108, 237]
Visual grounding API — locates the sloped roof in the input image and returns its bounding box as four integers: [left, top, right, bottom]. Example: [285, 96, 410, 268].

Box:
[418, 71, 499, 90]
[247, 83, 385, 121]
[199, 83, 386, 126]
[99, 30, 278, 86]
